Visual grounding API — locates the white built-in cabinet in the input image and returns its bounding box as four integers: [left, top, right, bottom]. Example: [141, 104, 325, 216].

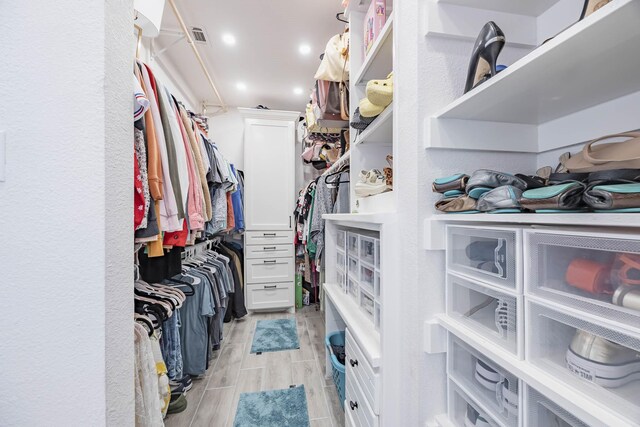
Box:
[239, 108, 299, 311]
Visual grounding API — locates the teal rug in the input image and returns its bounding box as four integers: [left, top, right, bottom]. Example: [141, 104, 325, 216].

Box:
[233, 386, 310, 427]
[250, 318, 300, 353]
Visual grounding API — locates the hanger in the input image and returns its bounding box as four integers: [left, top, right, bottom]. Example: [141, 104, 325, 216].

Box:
[166, 277, 196, 296]
[336, 12, 348, 23]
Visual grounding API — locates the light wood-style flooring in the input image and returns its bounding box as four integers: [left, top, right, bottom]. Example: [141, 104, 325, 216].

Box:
[165, 306, 345, 427]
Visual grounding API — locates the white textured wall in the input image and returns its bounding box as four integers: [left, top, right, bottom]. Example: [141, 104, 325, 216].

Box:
[207, 108, 246, 169]
[391, 1, 537, 424]
[0, 1, 133, 425]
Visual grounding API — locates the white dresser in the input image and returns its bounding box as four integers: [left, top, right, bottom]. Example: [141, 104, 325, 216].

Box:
[239, 108, 299, 311]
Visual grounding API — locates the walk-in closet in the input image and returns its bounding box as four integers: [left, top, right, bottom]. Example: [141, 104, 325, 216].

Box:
[2, 0, 640, 426]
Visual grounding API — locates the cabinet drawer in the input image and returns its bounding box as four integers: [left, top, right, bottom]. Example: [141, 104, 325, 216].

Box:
[449, 379, 501, 427]
[246, 257, 294, 283]
[346, 329, 380, 414]
[246, 282, 293, 310]
[346, 373, 378, 427]
[447, 225, 521, 293]
[246, 230, 294, 246]
[246, 244, 293, 259]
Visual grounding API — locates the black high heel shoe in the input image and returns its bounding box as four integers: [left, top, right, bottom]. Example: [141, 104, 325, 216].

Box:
[464, 22, 505, 94]
[580, 0, 612, 20]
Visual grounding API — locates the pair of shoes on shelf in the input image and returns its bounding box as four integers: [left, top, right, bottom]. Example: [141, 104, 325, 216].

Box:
[351, 73, 394, 131]
[355, 169, 391, 198]
[464, 1, 613, 94]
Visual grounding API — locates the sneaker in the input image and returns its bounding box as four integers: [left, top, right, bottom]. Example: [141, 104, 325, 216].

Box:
[167, 393, 188, 414]
[355, 169, 390, 197]
[169, 375, 193, 392]
[474, 360, 518, 416]
[566, 329, 640, 388]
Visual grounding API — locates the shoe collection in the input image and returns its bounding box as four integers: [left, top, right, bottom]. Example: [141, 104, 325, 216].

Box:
[355, 155, 393, 198]
[433, 133, 640, 214]
[350, 73, 393, 131]
[464, 403, 491, 427]
[464, 0, 613, 94]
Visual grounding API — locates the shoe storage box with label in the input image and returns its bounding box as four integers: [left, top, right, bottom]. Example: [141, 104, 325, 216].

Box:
[443, 224, 640, 427]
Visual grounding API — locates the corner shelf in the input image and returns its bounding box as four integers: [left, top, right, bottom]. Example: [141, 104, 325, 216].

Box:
[324, 282, 381, 367]
[354, 103, 393, 145]
[431, 0, 640, 126]
[353, 13, 394, 86]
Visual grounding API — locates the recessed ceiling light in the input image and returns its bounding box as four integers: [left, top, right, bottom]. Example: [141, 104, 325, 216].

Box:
[293, 87, 304, 95]
[299, 44, 311, 55]
[236, 82, 247, 91]
[222, 33, 236, 46]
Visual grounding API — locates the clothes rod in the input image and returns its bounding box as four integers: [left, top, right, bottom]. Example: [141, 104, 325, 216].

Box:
[166, 0, 227, 112]
[323, 150, 350, 176]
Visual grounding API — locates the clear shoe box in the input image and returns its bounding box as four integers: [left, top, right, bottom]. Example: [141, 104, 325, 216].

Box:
[449, 379, 501, 427]
[348, 231, 359, 255]
[523, 385, 588, 427]
[524, 229, 640, 331]
[447, 225, 521, 294]
[337, 248, 346, 273]
[448, 335, 520, 427]
[337, 229, 346, 250]
[526, 299, 640, 423]
[447, 273, 523, 357]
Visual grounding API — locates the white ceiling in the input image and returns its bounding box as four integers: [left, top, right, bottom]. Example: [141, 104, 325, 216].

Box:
[155, 0, 346, 113]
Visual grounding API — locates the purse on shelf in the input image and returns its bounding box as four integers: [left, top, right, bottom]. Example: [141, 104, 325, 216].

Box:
[314, 31, 350, 83]
[565, 131, 640, 172]
[340, 81, 350, 121]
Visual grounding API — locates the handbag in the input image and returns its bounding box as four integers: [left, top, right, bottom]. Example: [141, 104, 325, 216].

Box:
[314, 31, 350, 82]
[565, 131, 640, 172]
[317, 80, 342, 120]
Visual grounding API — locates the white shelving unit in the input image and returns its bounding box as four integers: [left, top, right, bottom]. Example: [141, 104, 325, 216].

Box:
[420, 1, 640, 427]
[354, 103, 393, 145]
[352, 13, 394, 86]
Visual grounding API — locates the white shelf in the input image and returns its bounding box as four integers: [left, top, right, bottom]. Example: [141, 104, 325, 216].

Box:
[353, 13, 394, 86]
[316, 118, 349, 129]
[345, 0, 372, 17]
[424, 214, 640, 251]
[435, 314, 636, 427]
[324, 282, 381, 368]
[432, 0, 640, 126]
[354, 104, 393, 145]
[323, 212, 393, 229]
[356, 190, 395, 214]
[436, 0, 560, 17]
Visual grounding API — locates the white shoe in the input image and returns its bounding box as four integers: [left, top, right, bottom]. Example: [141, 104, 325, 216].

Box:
[355, 169, 390, 197]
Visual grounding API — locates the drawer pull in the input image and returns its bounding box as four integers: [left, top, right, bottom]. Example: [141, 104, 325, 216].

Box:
[349, 401, 358, 411]
[263, 233, 277, 237]
[263, 260, 277, 264]
[349, 358, 358, 367]
[264, 285, 277, 289]
[263, 247, 277, 250]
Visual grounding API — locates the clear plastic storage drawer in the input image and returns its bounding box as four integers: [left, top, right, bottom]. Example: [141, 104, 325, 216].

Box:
[338, 269, 346, 292]
[526, 300, 640, 423]
[447, 273, 522, 357]
[448, 335, 520, 427]
[449, 380, 501, 427]
[349, 255, 359, 278]
[360, 263, 376, 295]
[524, 385, 588, 427]
[360, 288, 375, 323]
[525, 229, 640, 329]
[348, 232, 359, 255]
[337, 229, 346, 250]
[359, 236, 376, 266]
[447, 225, 521, 292]
[348, 276, 359, 301]
[337, 248, 346, 272]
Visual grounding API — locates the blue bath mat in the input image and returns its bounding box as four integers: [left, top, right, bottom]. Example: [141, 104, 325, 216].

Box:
[233, 386, 310, 427]
[251, 318, 300, 353]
